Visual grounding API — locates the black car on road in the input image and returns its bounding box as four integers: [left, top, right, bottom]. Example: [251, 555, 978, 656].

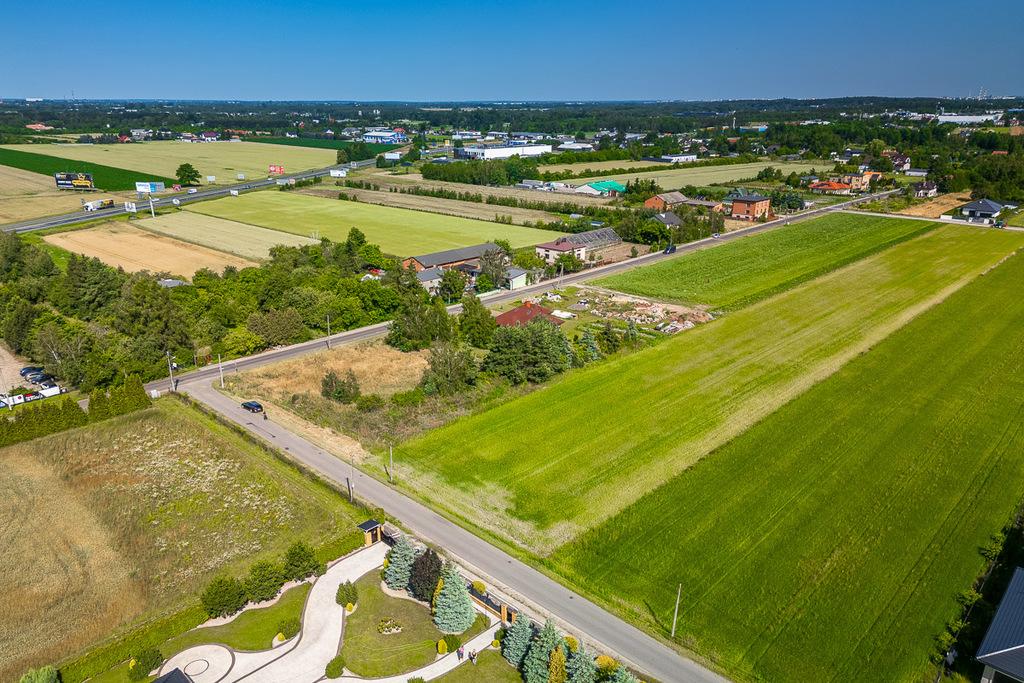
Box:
[241, 401, 264, 413]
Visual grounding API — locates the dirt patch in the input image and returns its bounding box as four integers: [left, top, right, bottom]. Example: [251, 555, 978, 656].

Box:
[0, 342, 30, 393]
[897, 192, 972, 218]
[43, 222, 257, 277]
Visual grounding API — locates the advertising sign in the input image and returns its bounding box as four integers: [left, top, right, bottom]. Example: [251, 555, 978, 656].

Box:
[237, 173, 246, 180]
[124, 202, 137, 213]
[54, 172, 94, 190]
[329, 169, 347, 178]
[134, 181, 166, 194]
[269, 164, 284, 175]
[172, 184, 182, 191]
[206, 176, 216, 183]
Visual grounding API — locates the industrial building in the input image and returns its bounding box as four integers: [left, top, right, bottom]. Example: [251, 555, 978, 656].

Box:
[455, 144, 552, 160]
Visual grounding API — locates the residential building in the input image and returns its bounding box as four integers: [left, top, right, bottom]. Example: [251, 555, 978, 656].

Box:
[654, 211, 682, 227]
[890, 153, 912, 172]
[415, 267, 443, 296]
[574, 180, 626, 197]
[977, 567, 1024, 683]
[730, 194, 772, 220]
[910, 181, 938, 198]
[831, 171, 872, 192]
[402, 243, 500, 272]
[644, 191, 688, 211]
[962, 198, 1005, 220]
[456, 144, 551, 160]
[24, 122, 54, 131]
[495, 301, 564, 327]
[505, 267, 529, 290]
[199, 131, 220, 141]
[535, 237, 587, 265]
[809, 181, 852, 195]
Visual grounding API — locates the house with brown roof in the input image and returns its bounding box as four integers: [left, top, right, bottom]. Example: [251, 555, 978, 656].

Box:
[729, 194, 772, 220]
[535, 237, 587, 265]
[402, 243, 500, 272]
[809, 180, 852, 195]
[644, 191, 688, 211]
[495, 301, 564, 327]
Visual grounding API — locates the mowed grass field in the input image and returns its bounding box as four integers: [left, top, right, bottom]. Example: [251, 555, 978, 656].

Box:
[0, 400, 363, 681]
[43, 222, 257, 277]
[567, 160, 821, 187]
[551, 249, 1024, 682]
[0, 140, 335, 186]
[186, 191, 560, 255]
[395, 224, 1024, 553]
[597, 213, 937, 310]
[136, 210, 316, 259]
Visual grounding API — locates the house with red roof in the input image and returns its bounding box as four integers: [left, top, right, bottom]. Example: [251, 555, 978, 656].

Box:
[495, 301, 564, 327]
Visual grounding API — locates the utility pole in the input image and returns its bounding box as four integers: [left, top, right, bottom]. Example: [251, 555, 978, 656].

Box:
[671, 583, 682, 638]
[218, 353, 225, 388]
[166, 350, 175, 392]
[149, 197, 155, 218]
[388, 444, 394, 483]
[326, 314, 331, 349]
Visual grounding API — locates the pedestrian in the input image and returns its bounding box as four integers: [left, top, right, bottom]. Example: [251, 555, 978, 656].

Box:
[457, 646, 463, 661]
[470, 650, 477, 664]
[263, 410, 268, 421]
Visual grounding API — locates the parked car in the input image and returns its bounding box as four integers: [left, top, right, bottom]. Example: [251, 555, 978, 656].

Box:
[19, 366, 43, 377]
[38, 380, 56, 390]
[241, 401, 264, 413]
[663, 244, 677, 254]
[26, 372, 48, 383]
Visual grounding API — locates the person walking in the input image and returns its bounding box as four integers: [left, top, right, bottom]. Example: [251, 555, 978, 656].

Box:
[457, 646, 464, 661]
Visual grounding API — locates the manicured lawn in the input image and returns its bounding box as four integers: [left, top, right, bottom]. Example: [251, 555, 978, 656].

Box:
[431, 649, 520, 682]
[597, 213, 937, 310]
[0, 146, 175, 191]
[0, 141, 334, 186]
[341, 574, 487, 678]
[551, 248, 1024, 682]
[162, 583, 311, 654]
[185, 191, 559, 256]
[395, 225, 1024, 554]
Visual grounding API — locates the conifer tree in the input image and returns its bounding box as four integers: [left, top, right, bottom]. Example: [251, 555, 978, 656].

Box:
[123, 374, 151, 411]
[566, 644, 598, 683]
[549, 644, 567, 683]
[502, 614, 534, 668]
[433, 564, 475, 633]
[409, 548, 442, 602]
[88, 388, 110, 421]
[523, 618, 561, 683]
[608, 666, 638, 683]
[383, 535, 415, 591]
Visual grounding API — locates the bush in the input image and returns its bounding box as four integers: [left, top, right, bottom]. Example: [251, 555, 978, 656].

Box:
[283, 541, 324, 581]
[355, 394, 385, 412]
[437, 638, 448, 655]
[325, 654, 346, 679]
[322, 369, 360, 404]
[410, 678, 426, 683]
[564, 635, 579, 653]
[391, 387, 425, 407]
[277, 616, 301, 639]
[492, 639, 501, 648]
[336, 580, 358, 606]
[18, 666, 58, 683]
[127, 648, 162, 681]
[595, 654, 618, 674]
[201, 575, 247, 618]
[471, 580, 486, 594]
[442, 634, 462, 651]
[245, 561, 285, 603]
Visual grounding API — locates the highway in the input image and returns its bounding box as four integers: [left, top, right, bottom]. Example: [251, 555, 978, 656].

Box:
[0, 157, 376, 234]
[133, 186, 900, 682]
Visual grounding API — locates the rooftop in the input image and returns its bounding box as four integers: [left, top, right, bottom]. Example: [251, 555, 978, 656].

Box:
[495, 302, 563, 327]
[409, 243, 499, 267]
[978, 568, 1024, 679]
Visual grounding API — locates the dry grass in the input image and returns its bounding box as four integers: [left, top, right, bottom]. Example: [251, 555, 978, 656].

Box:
[896, 192, 972, 218]
[43, 222, 256, 277]
[298, 186, 558, 225]
[362, 170, 613, 207]
[540, 158, 686, 174]
[0, 400, 363, 680]
[135, 210, 316, 259]
[0, 165, 125, 223]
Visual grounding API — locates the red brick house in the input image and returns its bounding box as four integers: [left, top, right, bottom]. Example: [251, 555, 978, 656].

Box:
[643, 191, 687, 211]
[730, 195, 771, 220]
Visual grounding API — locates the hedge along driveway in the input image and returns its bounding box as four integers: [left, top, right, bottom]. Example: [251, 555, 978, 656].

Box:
[395, 225, 1024, 554]
[0, 147, 175, 191]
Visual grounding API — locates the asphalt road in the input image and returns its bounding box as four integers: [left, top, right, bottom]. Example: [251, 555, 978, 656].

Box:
[1, 157, 376, 234]
[139, 187, 901, 681]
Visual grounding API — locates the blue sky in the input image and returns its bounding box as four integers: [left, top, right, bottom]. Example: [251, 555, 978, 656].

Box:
[4, 0, 1022, 101]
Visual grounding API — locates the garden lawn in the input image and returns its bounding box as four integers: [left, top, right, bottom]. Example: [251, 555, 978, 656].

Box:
[0, 146, 174, 191]
[341, 574, 486, 677]
[162, 584, 311, 654]
[431, 649, 520, 682]
[550, 248, 1024, 683]
[184, 191, 559, 256]
[395, 225, 1024, 554]
[596, 213, 936, 310]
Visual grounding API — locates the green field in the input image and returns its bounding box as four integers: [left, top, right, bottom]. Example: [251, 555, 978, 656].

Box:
[551, 248, 1024, 682]
[568, 161, 822, 188]
[247, 137, 398, 153]
[0, 147, 175, 191]
[185, 191, 560, 256]
[597, 213, 937, 310]
[395, 225, 1024, 553]
[0, 141, 335, 186]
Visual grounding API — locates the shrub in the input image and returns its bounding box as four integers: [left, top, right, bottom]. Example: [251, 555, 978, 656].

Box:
[346, 602, 354, 612]
[492, 639, 501, 649]
[325, 654, 346, 678]
[18, 666, 58, 683]
[564, 635, 579, 653]
[410, 678, 426, 683]
[391, 387, 425, 407]
[377, 617, 402, 634]
[410, 549, 443, 602]
[245, 560, 284, 603]
[201, 575, 247, 618]
[278, 616, 301, 639]
[442, 634, 462, 651]
[437, 639, 448, 655]
[336, 580, 358, 606]
[127, 648, 162, 681]
[355, 394, 385, 412]
[595, 654, 618, 674]
[283, 540, 324, 580]
[321, 369, 360, 404]
[471, 580, 487, 594]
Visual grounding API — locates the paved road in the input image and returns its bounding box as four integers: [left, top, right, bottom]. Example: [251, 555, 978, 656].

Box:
[0, 157, 376, 234]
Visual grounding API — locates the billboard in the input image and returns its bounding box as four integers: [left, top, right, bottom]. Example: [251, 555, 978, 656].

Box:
[206, 175, 216, 183]
[54, 172, 94, 190]
[135, 181, 166, 194]
[269, 164, 284, 175]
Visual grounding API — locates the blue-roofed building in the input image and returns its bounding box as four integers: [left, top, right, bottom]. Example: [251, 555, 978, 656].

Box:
[978, 567, 1024, 682]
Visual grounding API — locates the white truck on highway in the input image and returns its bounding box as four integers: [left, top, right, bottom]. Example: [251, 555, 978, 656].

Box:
[83, 199, 115, 212]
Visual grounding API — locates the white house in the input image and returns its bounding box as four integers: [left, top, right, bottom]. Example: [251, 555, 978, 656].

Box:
[505, 267, 529, 290]
[535, 237, 587, 265]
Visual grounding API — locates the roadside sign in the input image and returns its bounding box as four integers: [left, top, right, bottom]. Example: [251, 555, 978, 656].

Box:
[206, 175, 216, 183]
[269, 164, 284, 175]
[237, 173, 245, 180]
[55, 172, 94, 190]
[124, 201, 137, 213]
[172, 183, 182, 191]
[135, 181, 165, 194]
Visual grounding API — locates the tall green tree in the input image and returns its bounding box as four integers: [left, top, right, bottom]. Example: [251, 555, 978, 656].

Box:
[421, 342, 477, 396]
[566, 644, 598, 683]
[438, 269, 467, 303]
[175, 162, 201, 185]
[549, 645, 568, 683]
[283, 541, 324, 580]
[19, 665, 59, 683]
[523, 619, 562, 683]
[502, 614, 534, 668]
[384, 534, 416, 590]
[432, 564, 476, 634]
[458, 294, 496, 348]
[88, 388, 110, 422]
[409, 548, 443, 602]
